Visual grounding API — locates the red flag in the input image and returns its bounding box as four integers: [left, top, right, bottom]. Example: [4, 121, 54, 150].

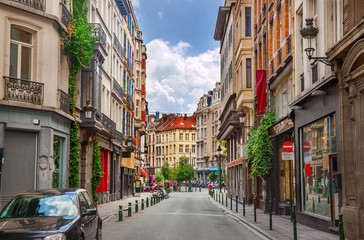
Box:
[256, 70, 266, 114]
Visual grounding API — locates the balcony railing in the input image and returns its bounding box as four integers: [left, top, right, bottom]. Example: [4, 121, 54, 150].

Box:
[61, 3, 71, 27]
[113, 33, 124, 59]
[11, 0, 46, 12]
[89, 23, 107, 48]
[4, 76, 44, 105]
[101, 112, 116, 133]
[58, 89, 70, 114]
[112, 128, 124, 141]
[113, 78, 125, 100]
[126, 93, 134, 110]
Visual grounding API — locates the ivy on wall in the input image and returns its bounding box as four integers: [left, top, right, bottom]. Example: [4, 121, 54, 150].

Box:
[60, 0, 95, 187]
[91, 140, 102, 201]
[246, 110, 275, 179]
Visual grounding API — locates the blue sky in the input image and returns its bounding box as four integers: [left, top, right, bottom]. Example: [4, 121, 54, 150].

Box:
[131, 0, 222, 114]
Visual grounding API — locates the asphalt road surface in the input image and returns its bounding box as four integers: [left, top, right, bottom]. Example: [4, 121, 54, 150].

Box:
[102, 190, 265, 240]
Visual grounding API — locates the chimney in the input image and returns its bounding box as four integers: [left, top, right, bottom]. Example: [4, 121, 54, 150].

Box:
[156, 111, 160, 120]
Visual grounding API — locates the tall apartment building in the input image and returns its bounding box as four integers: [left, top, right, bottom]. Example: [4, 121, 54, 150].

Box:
[290, 0, 342, 233]
[253, 0, 295, 214]
[326, 1, 364, 238]
[195, 83, 221, 182]
[214, 0, 254, 202]
[0, 0, 71, 205]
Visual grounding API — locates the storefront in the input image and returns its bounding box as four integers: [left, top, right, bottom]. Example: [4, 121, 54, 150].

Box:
[292, 79, 340, 231]
[97, 149, 110, 203]
[120, 151, 135, 198]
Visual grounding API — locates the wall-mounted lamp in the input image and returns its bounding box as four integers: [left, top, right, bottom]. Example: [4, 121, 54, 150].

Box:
[300, 18, 333, 66]
[238, 111, 246, 124]
[311, 90, 327, 97]
[83, 101, 94, 119]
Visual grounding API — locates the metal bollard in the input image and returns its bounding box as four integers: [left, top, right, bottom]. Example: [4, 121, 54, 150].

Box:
[339, 214, 345, 240]
[128, 202, 132, 217]
[254, 197, 256, 222]
[219, 193, 221, 203]
[142, 199, 144, 210]
[226, 193, 228, 207]
[199, 187, 201, 192]
[135, 200, 138, 213]
[243, 197, 246, 216]
[222, 193, 224, 205]
[312, 197, 315, 213]
[230, 194, 233, 210]
[293, 205, 297, 240]
[269, 200, 272, 230]
[146, 197, 149, 208]
[236, 195, 238, 213]
[119, 205, 123, 221]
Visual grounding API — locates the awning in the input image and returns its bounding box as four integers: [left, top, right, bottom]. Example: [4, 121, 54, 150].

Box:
[209, 167, 220, 171]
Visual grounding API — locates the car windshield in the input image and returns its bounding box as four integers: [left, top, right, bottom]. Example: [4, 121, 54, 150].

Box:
[0, 193, 78, 218]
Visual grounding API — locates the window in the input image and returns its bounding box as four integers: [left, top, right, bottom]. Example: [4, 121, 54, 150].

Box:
[10, 26, 33, 80]
[179, 145, 183, 153]
[192, 145, 196, 153]
[173, 145, 176, 153]
[312, 64, 318, 84]
[192, 133, 196, 141]
[245, 7, 251, 37]
[179, 133, 183, 141]
[246, 58, 252, 88]
[185, 145, 189, 153]
[136, 100, 139, 118]
[185, 133, 189, 141]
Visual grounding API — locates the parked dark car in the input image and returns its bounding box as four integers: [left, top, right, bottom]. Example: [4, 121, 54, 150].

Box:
[0, 188, 102, 240]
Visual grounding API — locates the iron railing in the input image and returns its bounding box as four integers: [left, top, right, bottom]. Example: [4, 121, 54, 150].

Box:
[112, 128, 124, 141]
[61, 3, 71, 27]
[113, 33, 124, 59]
[127, 93, 134, 110]
[58, 89, 71, 114]
[4, 76, 44, 105]
[113, 78, 125, 100]
[101, 112, 116, 133]
[90, 23, 107, 48]
[11, 0, 46, 12]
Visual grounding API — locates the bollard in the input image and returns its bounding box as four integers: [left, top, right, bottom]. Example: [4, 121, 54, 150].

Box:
[293, 205, 297, 240]
[318, 196, 321, 203]
[219, 193, 221, 203]
[142, 199, 144, 210]
[119, 205, 123, 221]
[226, 193, 228, 207]
[312, 197, 315, 213]
[135, 200, 138, 213]
[269, 200, 272, 230]
[254, 197, 256, 222]
[243, 197, 246, 216]
[339, 214, 345, 240]
[199, 187, 201, 192]
[236, 195, 238, 213]
[230, 194, 233, 210]
[128, 202, 132, 217]
[222, 193, 224, 205]
[146, 197, 149, 208]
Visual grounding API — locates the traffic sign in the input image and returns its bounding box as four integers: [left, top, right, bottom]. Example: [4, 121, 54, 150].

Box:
[303, 142, 311, 152]
[283, 141, 294, 152]
[282, 152, 294, 160]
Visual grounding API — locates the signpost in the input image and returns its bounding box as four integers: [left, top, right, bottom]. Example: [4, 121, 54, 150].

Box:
[282, 141, 293, 221]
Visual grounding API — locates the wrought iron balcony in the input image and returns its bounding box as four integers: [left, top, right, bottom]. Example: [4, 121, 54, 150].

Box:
[11, 0, 46, 12]
[113, 78, 125, 100]
[113, 33, 124, 59]
[112, 128, 124, 142]
[126, 93, 134, 110]
[115, 0, 130, 16]
[4, 76, 44, 105]
[61, 3, 71, 27]
[89, 23, 107, 48]
[101, 112, 116, 133]
[58, 89, 70, 114]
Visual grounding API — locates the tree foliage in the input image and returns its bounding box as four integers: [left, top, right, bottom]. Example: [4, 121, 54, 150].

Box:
[208, 172, 215, 182]
[175, 156, 193, 182]
[155, 172, 164, 182]
[161, 162, 172, 180]
[91, 141, 102, 201]
[246, 110, 275, 179]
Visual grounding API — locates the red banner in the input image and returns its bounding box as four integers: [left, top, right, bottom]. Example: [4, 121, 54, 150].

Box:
[256, 70, 267, 114]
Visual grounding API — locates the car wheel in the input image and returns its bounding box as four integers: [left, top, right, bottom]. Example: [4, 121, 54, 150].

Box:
[96, 226, 102, 240]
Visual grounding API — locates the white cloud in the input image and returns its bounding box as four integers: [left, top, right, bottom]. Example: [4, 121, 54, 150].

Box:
[158, 10, 163, 20]
[130, 0, 140, 8]
[146, 39, 220, 114]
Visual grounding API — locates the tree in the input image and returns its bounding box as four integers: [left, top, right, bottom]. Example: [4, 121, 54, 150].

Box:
[155, 172, 164, 182]
[161, 162, 171, 180]
[208, 172, 216, 182]
[175, 156, 194, 191]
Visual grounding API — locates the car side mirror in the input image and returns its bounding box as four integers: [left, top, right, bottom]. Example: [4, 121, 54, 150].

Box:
[82, 209, 97, 217]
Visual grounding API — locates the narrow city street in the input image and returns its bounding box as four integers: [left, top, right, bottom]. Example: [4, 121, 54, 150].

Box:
[102, 190, 265, 240]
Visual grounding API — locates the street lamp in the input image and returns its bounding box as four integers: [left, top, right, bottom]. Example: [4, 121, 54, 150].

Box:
[217, 145, 222, 193]
[83, 100, 93, 119]
[300, 18, 333, 66]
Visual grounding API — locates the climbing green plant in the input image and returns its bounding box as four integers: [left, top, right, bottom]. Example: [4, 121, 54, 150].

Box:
[91, 140, 102, 201]
[246, 109, 275, 179]
[60, 0, 96, 187]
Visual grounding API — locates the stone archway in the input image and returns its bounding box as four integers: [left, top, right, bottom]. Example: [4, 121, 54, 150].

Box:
[338, 38, 364, 240]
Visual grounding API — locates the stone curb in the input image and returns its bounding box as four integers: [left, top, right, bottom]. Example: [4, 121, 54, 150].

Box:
[209, 197, 279, 240]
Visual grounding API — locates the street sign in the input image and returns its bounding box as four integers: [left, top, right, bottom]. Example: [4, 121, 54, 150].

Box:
[303, 142, 311, 152]
[283, 141, 294, 152]
[282, 152, 294, 160]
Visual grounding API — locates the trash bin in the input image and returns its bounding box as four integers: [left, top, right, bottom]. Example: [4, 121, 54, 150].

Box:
[135, 180, 141, 197]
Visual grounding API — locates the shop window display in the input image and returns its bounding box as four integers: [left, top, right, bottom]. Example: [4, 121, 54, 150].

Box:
[301, 114, 336, 218]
